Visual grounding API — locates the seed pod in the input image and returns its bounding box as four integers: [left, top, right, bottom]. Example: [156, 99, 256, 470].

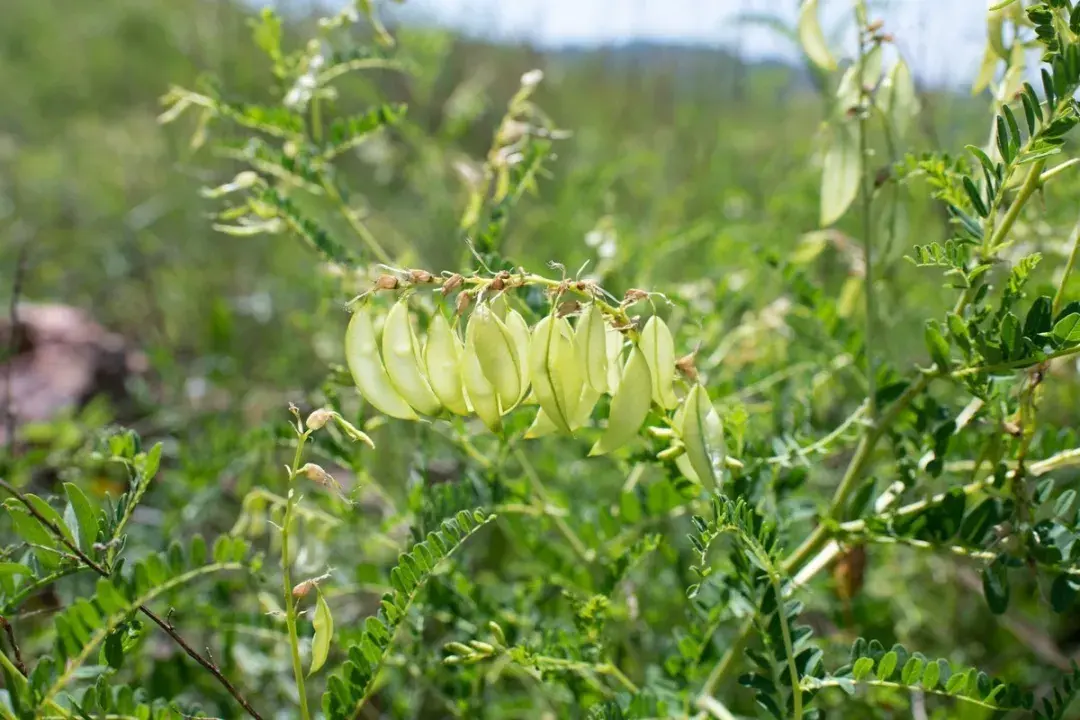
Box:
[424, 313, 471, 415]
[345, 306, 418, 420]
[576, 304, 608, 394]
[605, 326, 624, 393]
[468, 305, 522, 411]
[590, 346, 652, 456]
[461, 324, 503, 432]
[381, 298, 442, 416]
[305, 408, 333, 430]
[674, 384, 724, 490]
[529, 315, 583, 435]
[504, 309, 532, 404]
[640, 316, 679, 409]
[525, 384, 601, 439]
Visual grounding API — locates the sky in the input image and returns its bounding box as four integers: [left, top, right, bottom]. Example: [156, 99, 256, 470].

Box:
[393, 0, 990, 88]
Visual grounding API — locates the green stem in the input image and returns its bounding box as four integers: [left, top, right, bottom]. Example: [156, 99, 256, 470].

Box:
[513, 447, 595, 563]
[321, 177, 394, 266]
[283, 430, 312, 720]
[856, 30, 877, 419]
[1053, 214, 1080, 316]
[771, 573, 802, 720]
[984, 158, 1046, 255]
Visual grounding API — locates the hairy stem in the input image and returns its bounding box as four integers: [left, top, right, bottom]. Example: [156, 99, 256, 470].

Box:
[282, 429, 313, 720]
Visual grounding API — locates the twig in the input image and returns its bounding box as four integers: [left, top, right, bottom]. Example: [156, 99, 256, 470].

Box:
[513, 447, 596, 563]
[0, 614, 27, 675]
[0, 477, 263, 719]
[3, 240, 29, 455]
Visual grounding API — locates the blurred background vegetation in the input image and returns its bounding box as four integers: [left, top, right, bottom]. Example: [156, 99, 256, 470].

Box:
[6, 0, 1080, 717]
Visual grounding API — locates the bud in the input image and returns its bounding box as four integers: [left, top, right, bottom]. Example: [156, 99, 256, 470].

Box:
[306, 408, 333, 430]
[444, 642, 473, 656]
[657, 444, 686, 461]
[299, 463, 338, 490]
[520, 69, 544, 88]
[490, 270, 510, 292]
[487, 621, 507, 646]
[468, 640, 496, 655]
[456, 291, 472, 315]
[675, 352, 699, 383]
[866, 19, 884, 32]
[442, 273, 464, 295]
[647, 426, 676, 439]
[375, 274, 399, 291]
[409, 269, 434, 284]
[623, 288, 649, 304]
[292, 578, 316, 598]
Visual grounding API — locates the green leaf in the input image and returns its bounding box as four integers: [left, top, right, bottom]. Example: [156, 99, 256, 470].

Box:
[1051, 313, 1080, 343]
[945, 671, 967, 694]
[982, 559, 1010, 614]
[924, 320, 952, 369]
[852, 656, 874, 681]
[963, 176, 988, 216]
[1051, 573, 1079, 613]
[63, 483, 98, 552]
[25, 494, 74, 545]
[1024, 296, 1053, 341]
[821, 121, 861, 227]
[4, 503, 64, 569]
[309, 589, 333, 676]
[901, 656, 924, 685]
[876, 651, 898, 681]
[922, 660, 940, 690]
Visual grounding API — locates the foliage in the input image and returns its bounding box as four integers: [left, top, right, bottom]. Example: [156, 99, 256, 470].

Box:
[5, 0, 1080, 719]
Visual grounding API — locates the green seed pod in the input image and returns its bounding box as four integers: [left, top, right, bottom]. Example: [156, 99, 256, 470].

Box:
[504, 308, 532, 405]
[468, 304, 522, 411]
[382, 297, 442, 415]
[590, 346, 652, 456]
[462, 322, 503, 432]
[640, 316, 679, 409]
[674, 384, 724, 490]
[576, 304, 609, 394]
[345, 306, 418, 420]
[525, 384, 601, 439]
[528, 315, 583, 435]
[424, 313, 471, 415]
[605, 325, 624, 393]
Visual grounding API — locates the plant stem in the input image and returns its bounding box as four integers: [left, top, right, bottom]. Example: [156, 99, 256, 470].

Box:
[282, 430, 312, 720]
[513, 447, 595, 563]
[856, 27, 877, 419]
[1053, 214, 1080, 316]
[771, 572, 802, 720]
[0, 477, 263, 719]
[984, 158, 1046, 255]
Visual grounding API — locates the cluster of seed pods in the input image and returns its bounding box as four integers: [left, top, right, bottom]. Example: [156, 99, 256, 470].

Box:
[344, 278, 724, 488]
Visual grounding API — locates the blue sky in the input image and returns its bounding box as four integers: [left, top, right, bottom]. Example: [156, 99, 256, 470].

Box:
[394, 0, 988, 87]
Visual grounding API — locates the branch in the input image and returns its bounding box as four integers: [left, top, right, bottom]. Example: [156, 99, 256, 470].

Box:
[0, 477, 264, 719]
[3, 239, 29, 455]
[0, 614, 26, 675]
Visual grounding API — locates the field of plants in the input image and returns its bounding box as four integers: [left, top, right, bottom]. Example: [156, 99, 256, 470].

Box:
[4, 0, 1080, 718]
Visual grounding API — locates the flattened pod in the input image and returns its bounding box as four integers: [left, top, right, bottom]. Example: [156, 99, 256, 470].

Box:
[640, 316, 679, 409]
[461, 329, 502, 432]
[345, 307, 418, 420]
[576, 305, 608, 393]
[469, 306, 522, 411]
[504, 309, 532, 405]
[525, 385, 601, 439]
[590, 346, 652, 456]
[529, 315, 583, 435]
[605, 326, 624, 394]
[675, 384, 724, 489]
[382, 298, 442, 415]
[424, 314, 471, 415]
